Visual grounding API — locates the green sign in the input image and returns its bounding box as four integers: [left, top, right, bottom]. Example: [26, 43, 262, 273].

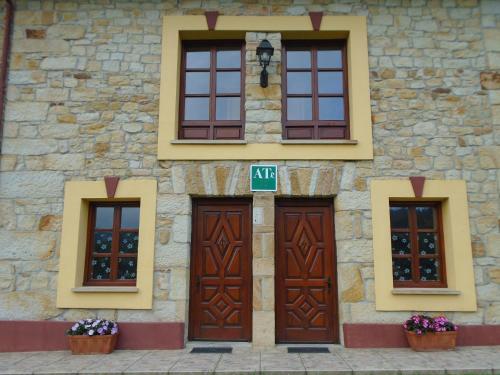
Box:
[250, 165, 277, 192]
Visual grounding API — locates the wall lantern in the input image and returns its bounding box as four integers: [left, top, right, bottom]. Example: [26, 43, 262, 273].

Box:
[256, 39, 274, 88]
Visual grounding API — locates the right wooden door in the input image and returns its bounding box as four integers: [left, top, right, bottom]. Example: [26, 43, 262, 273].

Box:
[275, 199, 339, 343]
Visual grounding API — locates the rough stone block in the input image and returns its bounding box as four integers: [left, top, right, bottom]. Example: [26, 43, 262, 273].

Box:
[252, 311, 275, 347]
[3, 138, 59, 156]
[47, 24, 85, 40]
[5, 102, 49, 122]
[43, 154, 85, 170]
[40, 57, 78, 70]
[0, 171, 64, 198]
[336, 192, 370, 211]
[0, 231, 56, 261]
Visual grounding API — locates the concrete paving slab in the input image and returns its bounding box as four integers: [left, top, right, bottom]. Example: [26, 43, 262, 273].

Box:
[79, 350, 150, 375]
[336, 349, 399, 375]
[377, 349, 447, 375]
[0, 352, 67, 375]
[31, 353, 104, 375]
[214, 353, 260, 374]
[260, 353, 306, 375]
[299, 353, 352, 375]
[124, 350, 185, 374]
[0, 347, 499, 374]
[168, 353, 221, 375]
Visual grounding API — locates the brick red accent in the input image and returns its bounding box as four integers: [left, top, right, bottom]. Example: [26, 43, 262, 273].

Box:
[343, 323, 500, 348]
[309, 12, 323, 31]
[0, 321, 185, 352]
[104, 176, 120, 198]
[409, 176, 426, 198]
[205, 11, 219, 31]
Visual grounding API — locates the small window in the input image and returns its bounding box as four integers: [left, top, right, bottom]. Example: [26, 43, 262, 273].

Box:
[282, 41, 349, 140]
[179, 41, 244, 140]
[389, 202, 447, 288]
[85, 203, 140, 286]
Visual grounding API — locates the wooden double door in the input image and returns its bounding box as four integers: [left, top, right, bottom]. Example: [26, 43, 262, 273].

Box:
[189, 198, 338, 344]
[275, 199, 339, 343]
[189, 198, 252, 341]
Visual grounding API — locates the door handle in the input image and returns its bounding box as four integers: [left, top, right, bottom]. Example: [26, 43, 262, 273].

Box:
[196, 275, 201, 291]
[327, 276, 332, 291]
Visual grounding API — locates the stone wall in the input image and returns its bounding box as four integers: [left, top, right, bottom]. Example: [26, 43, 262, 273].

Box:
[0, 0, 498, 332]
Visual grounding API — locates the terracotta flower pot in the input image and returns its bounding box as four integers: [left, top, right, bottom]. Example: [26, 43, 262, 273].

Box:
[406, 331, 457, 351]
[68, 334, 118, 355]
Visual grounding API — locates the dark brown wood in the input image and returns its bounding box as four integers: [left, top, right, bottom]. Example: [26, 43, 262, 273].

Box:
[179, 41, 245, 140]
[309, 12, 323, 31]
[189, 198, 252, 341]
[275, 199, 339, 344]
[104, 176, 120, 198]
[0, 0, 14, 153]
[84, 202, 140, 286]
[205, 11, 219, 31]
[282, 41, 349, 140]
[390, 202, 447, 288]
[409, 176, 426, 198]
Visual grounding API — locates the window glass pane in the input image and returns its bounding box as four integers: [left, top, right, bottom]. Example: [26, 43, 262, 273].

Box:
[217, 50, 240, 68]
[185, 72, 210, 94]
[217, 72, 240, 94]
[319, 97, 344, 120]
[287, 98, 312, 120]
[419, 258, 439, 281]
[317, 50, 342, 69]
[418, 232, 438, 255]
[91, 257, 111, 280]
[416, 206, 435, 229]
[185, 98, 209, 120]
[392, 258, 412, 281]
[390, 207, 409, 228]
[121, 207, 140, 228]
[118, 257, 137, 280]
[94, 232, 113, 254]
[286, 50, 311, 69]
[391, 232, 411, 255]
[119, 232, 139, 254]
[287, 72, 311, 94]
[318, 72, 343, 94]
[186, 51, 210, 69]
[95, 207, 113, 229]
[216, 97, 240, 120]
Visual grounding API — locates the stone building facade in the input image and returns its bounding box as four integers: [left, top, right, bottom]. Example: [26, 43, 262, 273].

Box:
[0, 0, 498, 350]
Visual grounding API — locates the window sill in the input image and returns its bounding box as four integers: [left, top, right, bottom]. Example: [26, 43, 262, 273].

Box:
[170, 140, 247, 145]
[280, 139, 359, 145]
[391, 288, 461, 296]
[72, 286, 139, 293]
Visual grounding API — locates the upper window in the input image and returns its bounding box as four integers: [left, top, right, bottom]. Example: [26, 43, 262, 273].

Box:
[179, 41, 244, 140]
[390, 202, 446, 288]
[85, 202, 140, 286]
[282, 41, 349, 140]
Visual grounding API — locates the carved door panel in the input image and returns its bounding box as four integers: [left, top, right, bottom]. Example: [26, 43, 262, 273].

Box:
[189, 199, 252, 341]
[275, 199, 338, 343]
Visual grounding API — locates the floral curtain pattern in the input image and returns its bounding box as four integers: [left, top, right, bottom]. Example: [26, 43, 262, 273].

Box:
[87, 204, 140, 284]
[389, 203, 444, 286]
[91, 257, 111, 280]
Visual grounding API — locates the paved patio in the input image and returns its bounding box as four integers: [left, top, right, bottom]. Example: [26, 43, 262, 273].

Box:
[0, 346, 498, 374]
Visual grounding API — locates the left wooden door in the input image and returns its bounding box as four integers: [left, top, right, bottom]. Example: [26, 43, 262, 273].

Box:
[189, 198, 252, 341]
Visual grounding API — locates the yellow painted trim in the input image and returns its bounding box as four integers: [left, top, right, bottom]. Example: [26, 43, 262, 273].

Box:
[56, 179, 157, 309]
[371, 179, 477, 312]
[158, 15, 373, 160]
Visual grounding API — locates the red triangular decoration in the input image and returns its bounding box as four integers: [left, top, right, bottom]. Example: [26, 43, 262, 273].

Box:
[309, 12, 323, 31]
[104, 176, 120, 198]
[205, 11, 219, 31]
[409, 176, 425, 198]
